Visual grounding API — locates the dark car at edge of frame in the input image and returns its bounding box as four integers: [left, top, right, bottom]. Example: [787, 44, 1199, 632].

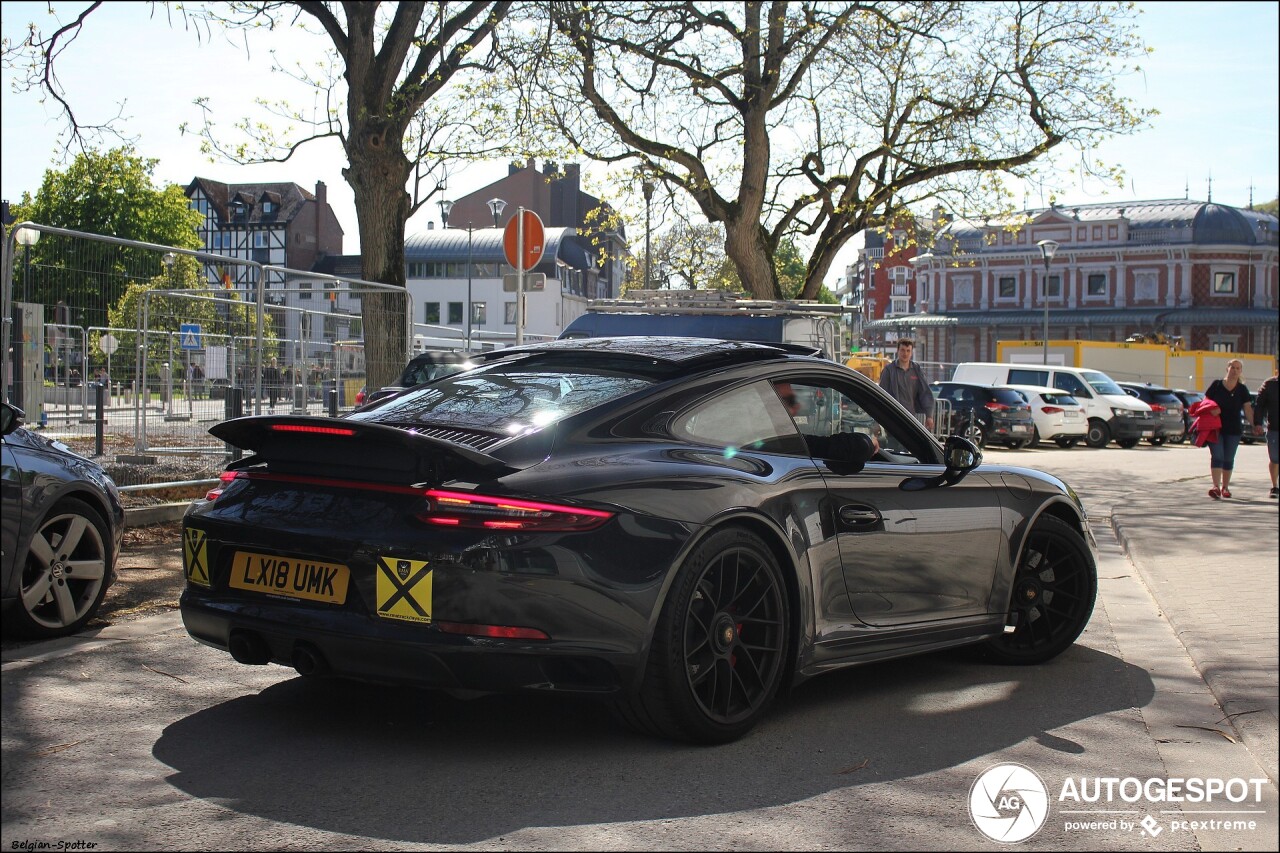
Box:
[2, 402, 124, 639]
[180, 337, 1099, 743]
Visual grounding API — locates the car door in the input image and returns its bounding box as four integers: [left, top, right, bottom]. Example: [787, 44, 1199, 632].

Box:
[781, 375, 1005, 627]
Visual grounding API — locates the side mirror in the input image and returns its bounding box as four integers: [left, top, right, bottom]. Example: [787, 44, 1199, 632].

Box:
[900, 435, 982, 491]
[1, 402, 27, 436]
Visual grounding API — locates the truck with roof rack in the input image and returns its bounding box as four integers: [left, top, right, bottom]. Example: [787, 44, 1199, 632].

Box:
[558, 290, 845, 360]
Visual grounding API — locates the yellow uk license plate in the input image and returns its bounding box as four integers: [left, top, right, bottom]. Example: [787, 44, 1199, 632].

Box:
[229, 551, 350, 605]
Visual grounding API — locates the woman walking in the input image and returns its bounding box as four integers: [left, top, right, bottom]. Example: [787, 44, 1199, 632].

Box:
[1202, 359, 1260, 499]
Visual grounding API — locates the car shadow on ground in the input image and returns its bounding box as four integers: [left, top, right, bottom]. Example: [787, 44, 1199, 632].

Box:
[142, 643, 1155, 845]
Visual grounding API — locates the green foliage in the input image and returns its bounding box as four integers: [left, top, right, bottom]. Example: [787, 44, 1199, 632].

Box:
[1256, 198, 1279, 217]
[105, 255, 278, 374]
[11, 147, 202, 313]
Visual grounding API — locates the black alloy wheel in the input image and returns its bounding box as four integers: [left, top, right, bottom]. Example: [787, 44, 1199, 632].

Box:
[10, 499, 112, 639]
[982, 515, 1097, 664]
[1085, 419, 1111, 448]
[617, 527, 790, 743]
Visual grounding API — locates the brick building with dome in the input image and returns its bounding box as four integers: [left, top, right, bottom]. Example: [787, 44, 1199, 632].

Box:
[859, 198, 1278, 364]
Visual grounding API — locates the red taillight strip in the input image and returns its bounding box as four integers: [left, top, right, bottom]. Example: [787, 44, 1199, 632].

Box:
[435, 621, 550, 641]
[270, 423, 357, 436]
[205, 471, 239, 501]
[424, 489, 614, 519]
[208, 473, 613, 527]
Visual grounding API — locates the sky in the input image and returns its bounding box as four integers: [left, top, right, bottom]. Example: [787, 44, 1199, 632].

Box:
[2, 1, 1278, 285]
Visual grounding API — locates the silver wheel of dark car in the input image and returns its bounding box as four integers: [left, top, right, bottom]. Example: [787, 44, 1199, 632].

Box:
[618, 527, 789, 743]
[962, 420, 987, 449]
[12, 499, 111, 639]
[983, 515, 1096, 665]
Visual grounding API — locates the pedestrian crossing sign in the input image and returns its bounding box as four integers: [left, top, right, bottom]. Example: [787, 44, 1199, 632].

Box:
[179, 323, 203, 350]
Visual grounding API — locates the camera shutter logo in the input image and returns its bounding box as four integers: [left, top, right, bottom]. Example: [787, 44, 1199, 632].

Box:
[969, 763, 1050, 843]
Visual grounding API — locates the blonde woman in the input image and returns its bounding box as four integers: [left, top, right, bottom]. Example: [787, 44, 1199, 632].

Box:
[1202, 359, 1260, 499]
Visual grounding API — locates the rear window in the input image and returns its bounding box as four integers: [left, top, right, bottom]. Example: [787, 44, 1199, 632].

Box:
[990, 388, 1029, 405]
[354, 360, 656, 432]
[1150, 391, 1182, 407]
[1042, 392, 1079, 406]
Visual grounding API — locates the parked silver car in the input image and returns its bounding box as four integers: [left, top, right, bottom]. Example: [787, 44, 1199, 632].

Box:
[1, 403, 124, 638]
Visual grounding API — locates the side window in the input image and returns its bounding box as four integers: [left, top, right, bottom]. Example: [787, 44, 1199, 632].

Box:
[673, 382, 806, 455]
[783, 379, 929, 463]
[1008, 368, 1049, 385]
[1053, 373, 1089, 397]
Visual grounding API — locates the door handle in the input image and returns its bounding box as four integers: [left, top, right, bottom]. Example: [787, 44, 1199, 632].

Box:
[839, 504, 882, 526]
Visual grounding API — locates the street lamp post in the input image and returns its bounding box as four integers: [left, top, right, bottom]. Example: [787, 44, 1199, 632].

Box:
[1037, 239, 1059, 365]
[15, 226, 40, 303]
[439, 199, 479, 352]
[486, 199, 507, 342]
[641, 177, 654, 292]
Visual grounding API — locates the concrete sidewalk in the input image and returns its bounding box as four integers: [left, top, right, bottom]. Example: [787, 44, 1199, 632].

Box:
[1112, 481, 1279, 783]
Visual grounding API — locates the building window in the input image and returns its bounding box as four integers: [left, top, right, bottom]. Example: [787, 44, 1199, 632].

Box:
[1087, 273, 1107, 296]
[998, 276, 1017, 298]
[505, 302, 517, 324]
[1092, 226, 1102, 240]
[1043, 275, 1061, 298]
[891, 298, 909, 315]
[300, 282, 312, 300]
[254, 231, 269, 249]
[1213, 272, 1236, 294]
[472, 302, 487, 325]
[262, 201, 275, 215]
[448, 302, 463, 324]
[1135, 271, 1158, 301]
[424, 302, 440, 324]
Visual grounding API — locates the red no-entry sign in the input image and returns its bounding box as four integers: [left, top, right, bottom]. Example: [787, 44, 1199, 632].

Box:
[502, 209, 546, 271]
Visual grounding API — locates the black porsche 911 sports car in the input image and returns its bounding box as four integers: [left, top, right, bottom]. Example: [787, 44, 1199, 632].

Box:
[180, 337, 1098, 743]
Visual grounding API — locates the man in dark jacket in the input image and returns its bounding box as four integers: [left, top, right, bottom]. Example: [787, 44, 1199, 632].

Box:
[1255, 358, 1279, 498]
[878, 339, 934, 431]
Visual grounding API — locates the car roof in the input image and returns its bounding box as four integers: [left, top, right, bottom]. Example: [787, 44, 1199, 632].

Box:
[1002, 383, 1067, 394]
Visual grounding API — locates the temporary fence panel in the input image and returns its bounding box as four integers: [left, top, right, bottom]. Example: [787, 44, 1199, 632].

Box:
[2, 223, 410, 474]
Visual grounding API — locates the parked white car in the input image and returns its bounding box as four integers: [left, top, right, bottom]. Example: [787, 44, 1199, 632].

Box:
[1004, 384, 1088, 448]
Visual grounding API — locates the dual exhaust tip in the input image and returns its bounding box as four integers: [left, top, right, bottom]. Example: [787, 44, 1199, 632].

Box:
[228, 629, 326, 676]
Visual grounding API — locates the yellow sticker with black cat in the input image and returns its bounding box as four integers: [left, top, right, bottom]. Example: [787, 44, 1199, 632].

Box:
[375, 556, 432, 623]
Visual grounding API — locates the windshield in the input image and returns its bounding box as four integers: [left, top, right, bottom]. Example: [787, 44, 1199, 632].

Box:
[1081, 371, 1125, 396]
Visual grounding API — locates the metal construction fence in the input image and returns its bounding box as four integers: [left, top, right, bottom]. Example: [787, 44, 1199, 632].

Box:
[1, 222, 416, 469]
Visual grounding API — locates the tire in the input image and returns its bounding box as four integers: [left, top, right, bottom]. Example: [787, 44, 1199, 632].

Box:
[1149, 436, 1165, 446]
[1054, 437, 1079, 449]
[1115, 437, 1140, 449]
[1169, 433, 1186, 445]
[615, 527, 790, 743]
[961, 420, 988, 449]
[1085, 419, 1110, 448]
[1007, 440, 1026, 450]
[981, 515, 1097, 664]
[7, 498, 112, 639]
[1030, 427, 1041, 448]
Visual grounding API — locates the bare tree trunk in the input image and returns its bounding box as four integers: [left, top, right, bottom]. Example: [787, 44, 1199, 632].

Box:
[345, 144, 412, 391]
[724, 219, 780, 299]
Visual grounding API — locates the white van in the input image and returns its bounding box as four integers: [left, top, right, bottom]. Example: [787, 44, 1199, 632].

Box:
[950, 363, 1156, 448]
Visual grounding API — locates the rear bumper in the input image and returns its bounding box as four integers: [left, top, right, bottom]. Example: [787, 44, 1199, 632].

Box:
[181, 592, 638, 694]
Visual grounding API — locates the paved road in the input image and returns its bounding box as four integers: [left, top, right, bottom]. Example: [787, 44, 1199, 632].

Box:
[2, 441, 1276, 850]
